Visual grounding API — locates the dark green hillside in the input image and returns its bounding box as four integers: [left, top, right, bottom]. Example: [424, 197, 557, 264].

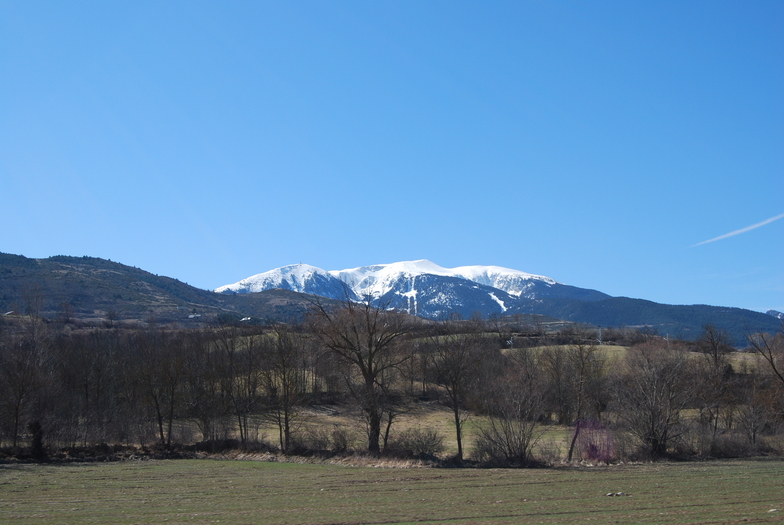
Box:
[0, 253, 324, 324]
[513, 296, 781, 346]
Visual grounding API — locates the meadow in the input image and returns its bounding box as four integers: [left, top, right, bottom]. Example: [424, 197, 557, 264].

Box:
[1, 458, 782, 524]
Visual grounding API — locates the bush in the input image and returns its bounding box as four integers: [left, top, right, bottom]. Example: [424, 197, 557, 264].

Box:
[292, 425, 358, 454]
[711, 434, 752, 458]
[300, 427, 332, 452]
[471, 416, 542, 467]
[386, 427, 445, 459]
[330, 425, 355, 453]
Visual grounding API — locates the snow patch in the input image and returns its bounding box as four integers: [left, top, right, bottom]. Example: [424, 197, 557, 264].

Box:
[489, 292, 507, 312]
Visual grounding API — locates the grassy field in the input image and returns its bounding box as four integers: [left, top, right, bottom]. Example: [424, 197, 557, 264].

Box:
[1, 458, 782, 524]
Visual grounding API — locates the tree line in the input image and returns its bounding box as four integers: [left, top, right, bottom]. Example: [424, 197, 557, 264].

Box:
[1, 299, 782, 464]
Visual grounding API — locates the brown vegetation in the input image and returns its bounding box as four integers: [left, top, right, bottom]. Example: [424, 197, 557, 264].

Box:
[1, 298, 783, 466]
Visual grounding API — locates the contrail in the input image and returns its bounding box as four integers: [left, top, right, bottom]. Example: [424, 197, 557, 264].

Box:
[691, 212, 784, 247]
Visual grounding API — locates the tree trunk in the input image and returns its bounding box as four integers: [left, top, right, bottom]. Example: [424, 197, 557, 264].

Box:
[368, 408, 381, 455]
[453, 405, 463, 461]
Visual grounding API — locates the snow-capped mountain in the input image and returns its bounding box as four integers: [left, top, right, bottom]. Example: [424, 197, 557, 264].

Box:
[216, 260, 608, 319]
[329, 260, 557, 300]
[215, 264, 357, 300]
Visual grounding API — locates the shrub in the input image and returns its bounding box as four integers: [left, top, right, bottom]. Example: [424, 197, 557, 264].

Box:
[387, 427, 445, 458]
[472, 415, 543, 467]
[330, 425, 355, 453]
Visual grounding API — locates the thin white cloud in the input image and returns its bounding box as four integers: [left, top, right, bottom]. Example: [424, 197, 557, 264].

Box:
[691, 212, 784, 247]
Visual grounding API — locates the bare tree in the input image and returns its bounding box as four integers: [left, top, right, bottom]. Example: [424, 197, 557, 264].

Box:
[540, 345, 574, 425]
[131, 329, 187, 447]
[695, 324, 735, 451]
[212, 323, 264, 445]
[612, 340, 696, 458]
[310, 299, 412, 455]
[473, 348, 546, 466]
[261, 326, 308, 452]
[53, 330, 120, 447]
[735, 370, 776, 450]
[183, 329, 227, 442]
[566, 339, 607, 461]
[425, 323, 489, 460]
[747, 322, 784, 387]
[0, 314, 52, 449]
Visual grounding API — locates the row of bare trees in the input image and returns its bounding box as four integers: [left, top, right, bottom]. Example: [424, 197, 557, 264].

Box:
[1, 301, 783, 463]
[0, 317, 318, 453]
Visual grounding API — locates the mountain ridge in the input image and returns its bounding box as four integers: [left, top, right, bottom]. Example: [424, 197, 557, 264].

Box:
[216, 259, 780, 345]
[1, 252, 780, 346]
[216, 259, 609, 303]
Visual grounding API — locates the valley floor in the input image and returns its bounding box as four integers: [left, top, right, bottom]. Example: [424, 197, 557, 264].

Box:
[1, 457, 782, 524]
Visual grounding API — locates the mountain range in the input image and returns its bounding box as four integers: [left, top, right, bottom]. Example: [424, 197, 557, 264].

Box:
[1, 252, 780, 346]
[215, 260, 609, 318]
[216, 260, 782, 345]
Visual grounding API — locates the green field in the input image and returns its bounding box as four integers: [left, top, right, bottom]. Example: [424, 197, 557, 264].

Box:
[1, 458, 783, 524]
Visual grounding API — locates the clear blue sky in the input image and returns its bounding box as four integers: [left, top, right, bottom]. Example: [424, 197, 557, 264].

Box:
[1, 1, 782, 312]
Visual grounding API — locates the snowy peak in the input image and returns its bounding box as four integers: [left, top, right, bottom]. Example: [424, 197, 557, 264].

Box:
[214, 259, 591, 320]
[451, 265, 557, 297]
[327, 260, 558, 300]
[329, 260, 457, 300]
[215, 263, 354, 298]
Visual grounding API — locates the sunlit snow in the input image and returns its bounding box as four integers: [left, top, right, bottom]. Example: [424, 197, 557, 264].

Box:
[215, 259, 559, 302]
[326, 260, 557, 300]
[214, 263, 330, 294]
[488, 292, 507, 312]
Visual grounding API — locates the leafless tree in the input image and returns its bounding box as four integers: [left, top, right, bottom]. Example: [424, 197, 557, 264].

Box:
[183, 329, 227, 442]
[612, 340, 696, 458]
[694, 324, 736, 452]
[540, 345, 574, 425]
[473, 348, 546, 466]
[0, 314, 52, 449]
[735, 370, 777, 450]
[565, 339, 607, 461]
[309, 299, 412, 455]
[212, 323, 264, 445]
[52, 330, 120, 446]
[747, 322, 784, 387]
[131, 328, 187, 447]
[425, 322, 490, 460]
[261, 326, 308, 452]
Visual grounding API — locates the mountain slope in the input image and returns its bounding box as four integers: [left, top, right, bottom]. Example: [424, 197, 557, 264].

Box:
[508, 296, 781, 346]
[216, 263, 356, 300]
[217, 259, 780, 345]
[0, 253, 324, 324]
[219, 259, 608, 305]
[3, 252, 779, 346]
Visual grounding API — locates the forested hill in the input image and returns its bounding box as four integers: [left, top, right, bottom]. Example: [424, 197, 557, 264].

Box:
[510, 296, 781, 346]
[0, 253, 324, 324]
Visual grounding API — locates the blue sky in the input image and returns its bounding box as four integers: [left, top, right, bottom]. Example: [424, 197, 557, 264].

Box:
[1, 1, 782, 312]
